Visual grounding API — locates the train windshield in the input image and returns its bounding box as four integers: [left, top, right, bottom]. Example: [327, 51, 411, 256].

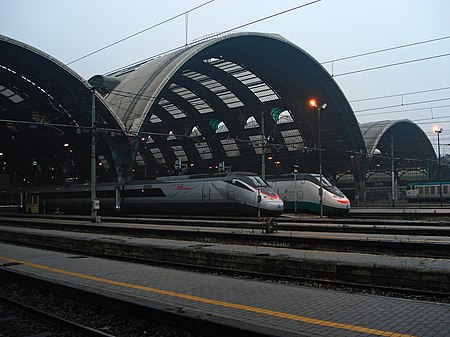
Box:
[310, 174, 333, 187]
[247, 175, 269, 187]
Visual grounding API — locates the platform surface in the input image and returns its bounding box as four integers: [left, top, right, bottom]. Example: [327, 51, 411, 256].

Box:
[1, 225, 450, 271]
[1, 242, 449, 337]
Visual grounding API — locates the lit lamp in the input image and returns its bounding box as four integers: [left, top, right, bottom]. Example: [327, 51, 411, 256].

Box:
[309, 99, 327, 217]
[434, 127, 443, 207]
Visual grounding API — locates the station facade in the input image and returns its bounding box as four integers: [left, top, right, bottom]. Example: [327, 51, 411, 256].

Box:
[0, 32, 437, 201]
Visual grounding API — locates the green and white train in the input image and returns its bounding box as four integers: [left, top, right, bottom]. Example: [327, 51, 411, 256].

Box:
[267, 173, 350, 215]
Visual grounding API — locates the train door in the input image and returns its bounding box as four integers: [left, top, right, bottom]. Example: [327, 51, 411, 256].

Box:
[202, 182, 209, 201]
[115, 186, 122, 212]
[202, 181, 222, 201]
[25, 192, 39, 214]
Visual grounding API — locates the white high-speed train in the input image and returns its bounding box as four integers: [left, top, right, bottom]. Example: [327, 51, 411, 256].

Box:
[267, 173, 350, 215]
[0, 172, 284, 217]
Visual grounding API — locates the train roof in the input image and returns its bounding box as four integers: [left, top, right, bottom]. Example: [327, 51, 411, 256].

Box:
[132, 171, 259, 184]
[266, 173, 320, 181]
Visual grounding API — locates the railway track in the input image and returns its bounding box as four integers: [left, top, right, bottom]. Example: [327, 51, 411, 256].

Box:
[0, 272, 209, 337]
[0, 294, 115, 337]
[1, 214, 449, 297]
[1, 211, 450, 228]
[0, 214, 449, 258]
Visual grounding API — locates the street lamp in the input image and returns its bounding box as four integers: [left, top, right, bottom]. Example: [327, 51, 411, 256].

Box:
[434, 127, 443, 207]
[90, 89, 100, 223]
[309, 99, 327, 218]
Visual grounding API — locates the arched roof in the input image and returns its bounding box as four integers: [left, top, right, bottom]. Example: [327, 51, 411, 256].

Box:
[360, 119, 436, 163]
[105, 32, 367, 176]
[0, 34, 130, 185]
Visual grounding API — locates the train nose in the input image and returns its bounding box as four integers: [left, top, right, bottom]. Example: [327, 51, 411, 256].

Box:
[336, 197, 350, 208]
[263, 197, 284, 212]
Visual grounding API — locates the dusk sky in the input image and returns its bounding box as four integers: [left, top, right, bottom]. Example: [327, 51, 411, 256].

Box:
[2, 0, 449, 155]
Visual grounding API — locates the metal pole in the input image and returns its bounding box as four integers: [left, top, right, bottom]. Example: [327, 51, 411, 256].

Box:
[437, 131, 443, 207]
[257, 188, 261, 221]
[261, 110, 266, 180]
[294, 171, 297, 214]
[91, 89, 99, 222]
[391, 134, 395, 207]
[318, 106, 323, 218]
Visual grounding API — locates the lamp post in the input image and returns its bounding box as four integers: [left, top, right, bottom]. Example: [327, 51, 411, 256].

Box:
[87, 75, 121, 223]
[435, 127, 443, 207]
[90, 89, 100, 223]
[309, 99, 327, 218]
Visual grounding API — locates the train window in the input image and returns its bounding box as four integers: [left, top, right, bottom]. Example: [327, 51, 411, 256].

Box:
[310, 174, 333, 187]
[232, 179, 253, 192]
[430, 186, 436, 194]
[247, 176, 268, 187]
[419, 187, 424, 194]
[124, 188, 165, 198]
[424, 186, 430, 194]
[444, 186, 448, 194]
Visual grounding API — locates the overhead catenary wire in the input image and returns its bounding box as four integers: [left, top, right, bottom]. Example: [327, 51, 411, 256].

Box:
[349, 86, 450, 103]
[333, 53, 450, 78]
[321, 35, 450, 65]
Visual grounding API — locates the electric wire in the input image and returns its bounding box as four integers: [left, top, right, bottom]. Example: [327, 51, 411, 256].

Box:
[321, 35, 450, 64]
[349, 86, 450, 103]
[104, 0, 323, 75]
[333, 53, 450, 78]
[65, 0, 216, 66]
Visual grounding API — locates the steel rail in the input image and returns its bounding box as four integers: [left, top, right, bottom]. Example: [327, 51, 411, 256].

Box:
[0, 294, 116, 337]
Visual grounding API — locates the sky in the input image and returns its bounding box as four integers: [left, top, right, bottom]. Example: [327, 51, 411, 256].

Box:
[1, 0, 450, 155]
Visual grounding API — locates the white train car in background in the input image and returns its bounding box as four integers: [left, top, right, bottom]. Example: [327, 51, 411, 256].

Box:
[267, 173, 350, 215]
[406, 181, 450, 202]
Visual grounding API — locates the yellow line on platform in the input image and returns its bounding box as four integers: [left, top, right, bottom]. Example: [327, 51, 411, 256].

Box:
[0, 256, 417, 337]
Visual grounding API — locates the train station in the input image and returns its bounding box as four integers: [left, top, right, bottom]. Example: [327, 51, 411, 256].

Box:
[0, 32, 440, 204]
[2, 1, 450, 336]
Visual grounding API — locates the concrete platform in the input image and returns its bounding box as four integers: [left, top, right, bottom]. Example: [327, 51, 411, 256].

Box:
[1, 243, 449, 337]
[1, 225, 449, 292]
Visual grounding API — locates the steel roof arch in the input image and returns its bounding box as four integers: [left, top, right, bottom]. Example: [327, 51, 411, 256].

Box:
[360, 119, 436, 163]
[0, 34, 132, 184]
[105, 32, 367, 177]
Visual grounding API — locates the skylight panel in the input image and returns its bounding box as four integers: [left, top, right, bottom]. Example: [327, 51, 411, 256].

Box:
[249, 134, 263, 154]
[182, 70, 244, 108]
[277, 110, 295, 124]
[150, 114, 162, 123]
[210, 59, 280, 103]
[281, 129, 304, 151]
[169, 83, 213, 114]
[194, 142, 213, 159]
[135, 152, 145, 166]
[150, 148, 165, 163]
[0, 87, 24, 103]
[159, 98, 186, 119]
[171, 145, 188, 161]
[220, 138, 241, 157]
[244, 116, 259, 129]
